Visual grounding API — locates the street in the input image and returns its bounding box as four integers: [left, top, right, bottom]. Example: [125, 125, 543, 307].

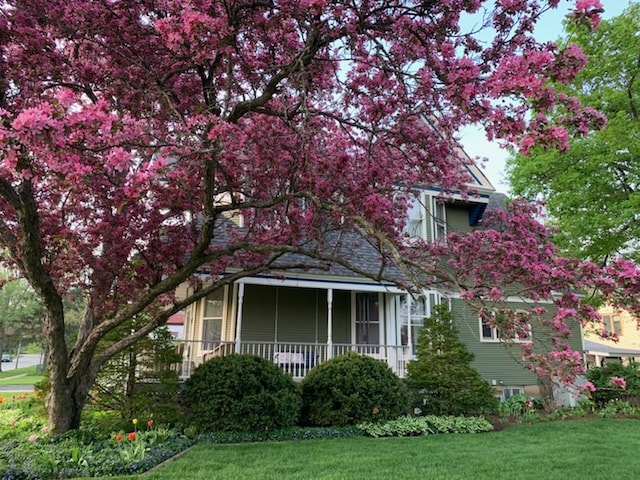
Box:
[0, 353, 44, 372]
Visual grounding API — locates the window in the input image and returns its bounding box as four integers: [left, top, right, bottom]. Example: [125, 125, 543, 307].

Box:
[502, 387, 523, 401]
[481, 316, 498, 341]
[432, 196, 446, 241]
[402, 192, 447, 243]
[399, 295, 428, 347]
[355, 293, 380, 345]
[480, 310, 532, 343]
[602, 314, 623, 336]
[403, 193, 425, 239]
[202, 290, 225, 350]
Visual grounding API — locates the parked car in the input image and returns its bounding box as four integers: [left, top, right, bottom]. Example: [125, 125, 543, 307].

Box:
[1, 354, 12, 362]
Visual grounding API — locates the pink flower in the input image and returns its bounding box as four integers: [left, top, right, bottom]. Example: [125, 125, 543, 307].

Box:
[609, 376, 627, 389]
[582, 381, 596, 393]
[28, 434, 37, 443]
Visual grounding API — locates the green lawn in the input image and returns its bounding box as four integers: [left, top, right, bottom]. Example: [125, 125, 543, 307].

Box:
[102, 419, 638, 480]
[0, 365, 42, 387]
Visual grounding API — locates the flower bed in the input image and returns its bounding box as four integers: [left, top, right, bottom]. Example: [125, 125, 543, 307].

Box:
[0, 427, 194, 479]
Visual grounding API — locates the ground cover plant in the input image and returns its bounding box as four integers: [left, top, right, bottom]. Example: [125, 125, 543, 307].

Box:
[357, 415, 493, 437]
[0, 403, 194, 479]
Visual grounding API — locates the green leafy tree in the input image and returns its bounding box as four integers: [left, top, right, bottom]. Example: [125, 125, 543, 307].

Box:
[406, 304, 498, 415]
[508, 3, 640, 264]
[90, 319, 182, 424]
[0, 277, 44, 371]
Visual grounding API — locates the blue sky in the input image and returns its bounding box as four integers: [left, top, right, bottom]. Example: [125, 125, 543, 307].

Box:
[460, 0, 632, 192]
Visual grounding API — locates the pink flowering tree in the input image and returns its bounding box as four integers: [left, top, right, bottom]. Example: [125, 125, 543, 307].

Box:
[428, 200, 604, 404]
[0, 0, 610, 432]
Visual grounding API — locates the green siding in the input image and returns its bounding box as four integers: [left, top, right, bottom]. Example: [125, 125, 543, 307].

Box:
[446, 204, 472, 235]
[242, 284, 277, 342]
[241, 284, 351, 344]
[451, 298, 583, 386]
[451, 298, 537, 385]
[332, 290, 351, 344]
[276, 287, 324, 342]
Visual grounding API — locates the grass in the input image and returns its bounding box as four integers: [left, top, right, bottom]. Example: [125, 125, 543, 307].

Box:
[0, 366, 42, 388]
[0, 365, 40, 379]
[111, 419, 638, 480]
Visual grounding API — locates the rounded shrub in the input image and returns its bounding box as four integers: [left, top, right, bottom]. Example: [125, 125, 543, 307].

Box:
[300, 352, 409, 427]
[182, 354, 301, 433]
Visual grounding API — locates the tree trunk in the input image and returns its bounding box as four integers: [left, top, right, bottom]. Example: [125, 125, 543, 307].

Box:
[538, 376, 556, 413]
[43, 304, 96, 433]
[46, 362, 95, 432]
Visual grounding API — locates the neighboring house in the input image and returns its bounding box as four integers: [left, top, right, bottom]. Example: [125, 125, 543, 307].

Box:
[166, 312, 185, 340]
[174, 153, 580, 401]
[583, 305, 640, 367]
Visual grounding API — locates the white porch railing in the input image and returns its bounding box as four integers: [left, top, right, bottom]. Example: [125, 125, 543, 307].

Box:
[172, 340, 410, 380]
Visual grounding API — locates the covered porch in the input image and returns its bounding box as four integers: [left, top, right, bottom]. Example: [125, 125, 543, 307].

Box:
[174, 339, 409, 379]
[176, 275, 441, 379]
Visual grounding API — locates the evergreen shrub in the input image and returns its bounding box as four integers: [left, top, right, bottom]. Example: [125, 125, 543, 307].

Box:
[406, 304, 498, 415]
[182, 354, 301, 432]
[300, 351, 409, 426]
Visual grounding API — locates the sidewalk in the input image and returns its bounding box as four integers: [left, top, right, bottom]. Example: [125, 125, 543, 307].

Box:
[0, 373, 35, 392]
[0, 385, 35, 392]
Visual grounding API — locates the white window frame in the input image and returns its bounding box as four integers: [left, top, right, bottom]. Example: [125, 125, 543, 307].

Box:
[200, 287, 228, 353]
[502, 387, 524, 401]
[402, 192, 427, 240]
[480, 310, 532, 343]
[352, 292, 383, 346]
[602, 314, 623, 336]
[430, 195, 447, 242]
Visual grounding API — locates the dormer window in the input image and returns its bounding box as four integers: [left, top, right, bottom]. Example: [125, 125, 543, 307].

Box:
[432, 196, 447, 241]
[403, 192, 426, 239]
[402, 191, 447, 243]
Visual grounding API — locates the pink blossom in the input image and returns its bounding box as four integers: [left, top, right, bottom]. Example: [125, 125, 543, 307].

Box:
[575, 0, 603, 14]
[609, 377, 627, 389]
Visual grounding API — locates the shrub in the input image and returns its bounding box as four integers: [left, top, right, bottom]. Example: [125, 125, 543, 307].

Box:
[92, 323, 182, 425]
[182, 354, 301, 433]
[406, 304, 498, 416]
[586, 362, 640, 407]
[357, 415, 493, 437]
[300, 352, 409, 427]
[497, 394, 542, 417]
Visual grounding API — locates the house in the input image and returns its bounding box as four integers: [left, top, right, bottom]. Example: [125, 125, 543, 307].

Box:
[166, 312, 185, 340]
[174, 154, 582, 401]
[583, 305, 640, 367]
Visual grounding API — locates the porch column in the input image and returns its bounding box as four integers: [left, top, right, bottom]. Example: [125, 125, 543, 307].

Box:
[327, 289, 333, 360]
[407, 294, 414, 359]
[235, 282, 245, 354]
